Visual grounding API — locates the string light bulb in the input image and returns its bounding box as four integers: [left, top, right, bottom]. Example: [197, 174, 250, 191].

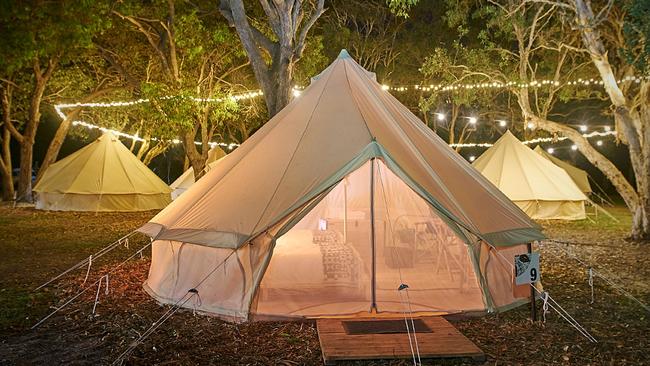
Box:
[579, 125, 588, 132]
[469, 155, 476, 162]
[547, 147, 554, 154]
[527, 122, 535, 129]
[604, 126, 611, 132]
[498, 120, 507, 127]
[436, 113, 446, 121]
[468, 117, 478, 125]
[596, 140, 603, 146]
[571, 144, 578, 151]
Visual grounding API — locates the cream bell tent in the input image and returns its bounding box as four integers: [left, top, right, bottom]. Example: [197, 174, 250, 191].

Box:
[170, 146, 226, 199]
[34, 132, 172, 211]
[533, 145, 592, 194]
[138, 50, 545, 322]
[472, 131, 587, 220]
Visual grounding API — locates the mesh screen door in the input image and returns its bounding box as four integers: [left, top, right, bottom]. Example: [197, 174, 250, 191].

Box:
[254, 159, 485, 318]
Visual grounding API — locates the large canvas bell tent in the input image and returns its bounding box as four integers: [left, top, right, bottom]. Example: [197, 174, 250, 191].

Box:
[138, 50, 545, 322]
[170, 146, 226, 200]
[533, 145, 592, 194]
[472, 131, 587, 220]
[34, 132, 172, 211]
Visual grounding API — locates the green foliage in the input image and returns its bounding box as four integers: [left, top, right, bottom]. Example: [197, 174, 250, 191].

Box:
[386, 0, 419, 18]
[623, 0, 650, 73]
[0, 1, 111, 73]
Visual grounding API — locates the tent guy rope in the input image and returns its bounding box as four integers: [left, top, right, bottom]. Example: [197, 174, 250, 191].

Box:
[31, 241, 151, 330]
[111, 249, 238, 365]
[542, 239, 650, 313]
[34, 231, 138, 291]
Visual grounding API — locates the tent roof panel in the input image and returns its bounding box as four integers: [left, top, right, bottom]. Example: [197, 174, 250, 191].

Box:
[142, 51, 543, 247]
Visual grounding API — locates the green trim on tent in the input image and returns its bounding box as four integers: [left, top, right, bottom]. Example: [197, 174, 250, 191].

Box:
[481, 228, 545, 247]
[246, 140, 545, 249]
[467, 241, 495, 312]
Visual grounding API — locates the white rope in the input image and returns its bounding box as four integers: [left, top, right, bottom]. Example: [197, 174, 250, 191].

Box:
[35, 231, 137, 291]
[404, 288, 422, 365]
[375, 161, 421, 365]
[31, 241, 151, 329]
[82, 255, 92, 286]
[484, 241, 597, 343]
[398, 285, 418, 366]
[588, 267, 594, 304]
[112, 249, 238, 364]
[541, 291, 549, 322]
[92, 275, 109, 315]
[537, 289, 598, 343]
[112, 291, 197, 366]
[543, 239, 650, 313]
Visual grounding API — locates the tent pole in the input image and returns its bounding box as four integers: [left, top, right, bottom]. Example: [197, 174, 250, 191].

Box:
[370, 158, 377, 311]
[528, 242, 537, 322]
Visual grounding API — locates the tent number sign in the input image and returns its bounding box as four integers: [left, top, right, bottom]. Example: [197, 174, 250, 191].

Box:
[514, 253, 540, 285]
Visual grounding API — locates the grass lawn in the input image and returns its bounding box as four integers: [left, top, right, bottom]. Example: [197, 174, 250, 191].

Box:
[0, 204, 648, 365]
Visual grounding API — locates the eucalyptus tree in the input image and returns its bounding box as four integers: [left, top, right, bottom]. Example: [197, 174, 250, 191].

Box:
[391, 0, 650, 239]
[111, 0, 255, 177]
[218, 0, 326, 117]
[0, 1, 112, 202]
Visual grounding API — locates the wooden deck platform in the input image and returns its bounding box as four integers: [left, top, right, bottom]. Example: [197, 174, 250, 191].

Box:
[316, 316, 485, 365]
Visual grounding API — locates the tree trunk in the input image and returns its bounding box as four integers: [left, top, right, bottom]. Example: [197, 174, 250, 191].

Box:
[0, 86, 15, 201]
[16, 57, 58, 202]
[572, 0, 649, 240]
[182, 131, 208, 181]
[0, 127, 13, 201]
[17, 142, 34, 202]
[142, 141, 169, 166]
[36, 110, 78, 184]
[219, 0, 324, 118]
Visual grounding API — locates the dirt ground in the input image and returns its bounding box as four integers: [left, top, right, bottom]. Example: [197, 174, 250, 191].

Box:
[0, 205, 648, 365]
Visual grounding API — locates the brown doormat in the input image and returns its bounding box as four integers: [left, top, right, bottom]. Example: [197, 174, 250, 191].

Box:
[342, 319, 432, 335]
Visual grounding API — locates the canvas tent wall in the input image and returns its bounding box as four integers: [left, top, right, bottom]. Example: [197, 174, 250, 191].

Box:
[533, 145, 592, 194]
[472, 131, 587, 220]
[34, 132, 172, 211]
[139, 50, 545, 322]
[170, 146, 226, 199]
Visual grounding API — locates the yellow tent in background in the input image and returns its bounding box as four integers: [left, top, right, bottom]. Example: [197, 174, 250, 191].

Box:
[472, 131, 587, 220]
[533, 145, 592, 194]
[170, 146, 226, 200]
[34, 132, 172, 212]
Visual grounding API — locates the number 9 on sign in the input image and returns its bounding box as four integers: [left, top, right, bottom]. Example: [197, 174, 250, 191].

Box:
[514, 252, 540, 285]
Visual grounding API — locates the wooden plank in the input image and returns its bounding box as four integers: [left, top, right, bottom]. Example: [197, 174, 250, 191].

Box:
[317, 316, 485, 364]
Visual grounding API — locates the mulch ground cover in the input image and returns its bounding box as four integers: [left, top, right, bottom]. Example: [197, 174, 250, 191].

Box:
[0, 205, 648, 365]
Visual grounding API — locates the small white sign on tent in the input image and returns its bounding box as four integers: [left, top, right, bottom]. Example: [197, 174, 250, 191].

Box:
[514, 252, 540, 285]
